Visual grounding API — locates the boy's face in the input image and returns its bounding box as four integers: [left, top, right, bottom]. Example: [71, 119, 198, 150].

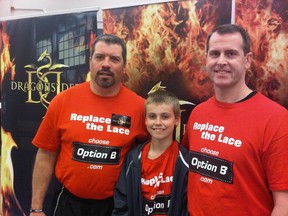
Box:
[145, 103, 179, 143]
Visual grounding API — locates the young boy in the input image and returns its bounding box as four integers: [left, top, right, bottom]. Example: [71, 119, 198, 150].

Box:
[112, 83, 189, 216]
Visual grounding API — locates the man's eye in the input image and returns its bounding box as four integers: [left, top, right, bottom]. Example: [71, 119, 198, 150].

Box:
[94, 55, 104, 60]
[209, 51, 219, 57]
[111, 57, 121, 62]
[225, 51, 237, 57]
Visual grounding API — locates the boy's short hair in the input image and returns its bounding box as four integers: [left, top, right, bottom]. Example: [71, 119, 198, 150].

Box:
[145, 90, 180, 117]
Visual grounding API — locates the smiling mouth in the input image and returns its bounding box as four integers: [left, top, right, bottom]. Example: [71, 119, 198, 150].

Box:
[153, 128, 164, 131]
[215, 70, 230, 73]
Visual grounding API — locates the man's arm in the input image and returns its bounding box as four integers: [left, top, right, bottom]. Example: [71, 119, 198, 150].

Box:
[30, 148, 58, 215]
[271, 190, 288, 216]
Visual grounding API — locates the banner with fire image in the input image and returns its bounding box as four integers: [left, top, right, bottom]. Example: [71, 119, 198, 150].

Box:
[103, 0, 288, 108]
[0, 0, 287, 214]
[0, 10, 98, 215]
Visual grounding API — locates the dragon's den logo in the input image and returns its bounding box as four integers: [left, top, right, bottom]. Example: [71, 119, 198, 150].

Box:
[11, 50, 75, 109]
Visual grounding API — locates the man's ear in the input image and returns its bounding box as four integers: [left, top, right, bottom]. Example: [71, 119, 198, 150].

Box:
[245, 52, 253, 69]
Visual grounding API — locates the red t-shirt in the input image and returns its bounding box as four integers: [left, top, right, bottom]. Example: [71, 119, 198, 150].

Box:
[33, 82, 148, 199]
[141, 141, 178, 216]
[183, 93, 288, 215]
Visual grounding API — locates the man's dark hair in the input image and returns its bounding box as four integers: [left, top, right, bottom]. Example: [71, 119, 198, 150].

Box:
[206, 24, 251, 54]
[90, 34, 127, 64]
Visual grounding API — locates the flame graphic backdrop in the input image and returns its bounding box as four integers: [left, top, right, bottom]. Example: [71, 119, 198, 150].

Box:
[103, 0, 232, 104]
[1, 0, 287, 215]
[236, 0, 288, 108]
[1, 11, 97, 215]
[103, 0, 288, 108]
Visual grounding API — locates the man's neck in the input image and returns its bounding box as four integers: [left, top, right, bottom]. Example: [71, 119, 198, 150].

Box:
[214, 85, 253, 103]
[90, 82, 121, 97]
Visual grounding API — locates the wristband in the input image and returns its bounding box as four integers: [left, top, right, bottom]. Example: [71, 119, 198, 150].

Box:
[30, 208, 43, 213]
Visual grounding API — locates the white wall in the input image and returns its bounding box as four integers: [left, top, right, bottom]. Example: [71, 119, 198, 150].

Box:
[0, 0, 179, 28]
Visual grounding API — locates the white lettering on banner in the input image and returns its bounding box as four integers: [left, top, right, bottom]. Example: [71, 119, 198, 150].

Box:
[193, 121, 242, 148]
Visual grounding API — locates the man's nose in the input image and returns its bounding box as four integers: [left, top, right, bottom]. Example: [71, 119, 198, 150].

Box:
[217, 53, 228, 65]
[102, 56, 111, 67]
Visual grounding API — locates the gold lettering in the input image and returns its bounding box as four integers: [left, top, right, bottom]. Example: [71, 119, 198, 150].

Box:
[26, 71, 63, 104]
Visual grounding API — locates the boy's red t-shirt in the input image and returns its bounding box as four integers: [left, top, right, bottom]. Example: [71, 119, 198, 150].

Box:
[141, 141, 178, 216]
